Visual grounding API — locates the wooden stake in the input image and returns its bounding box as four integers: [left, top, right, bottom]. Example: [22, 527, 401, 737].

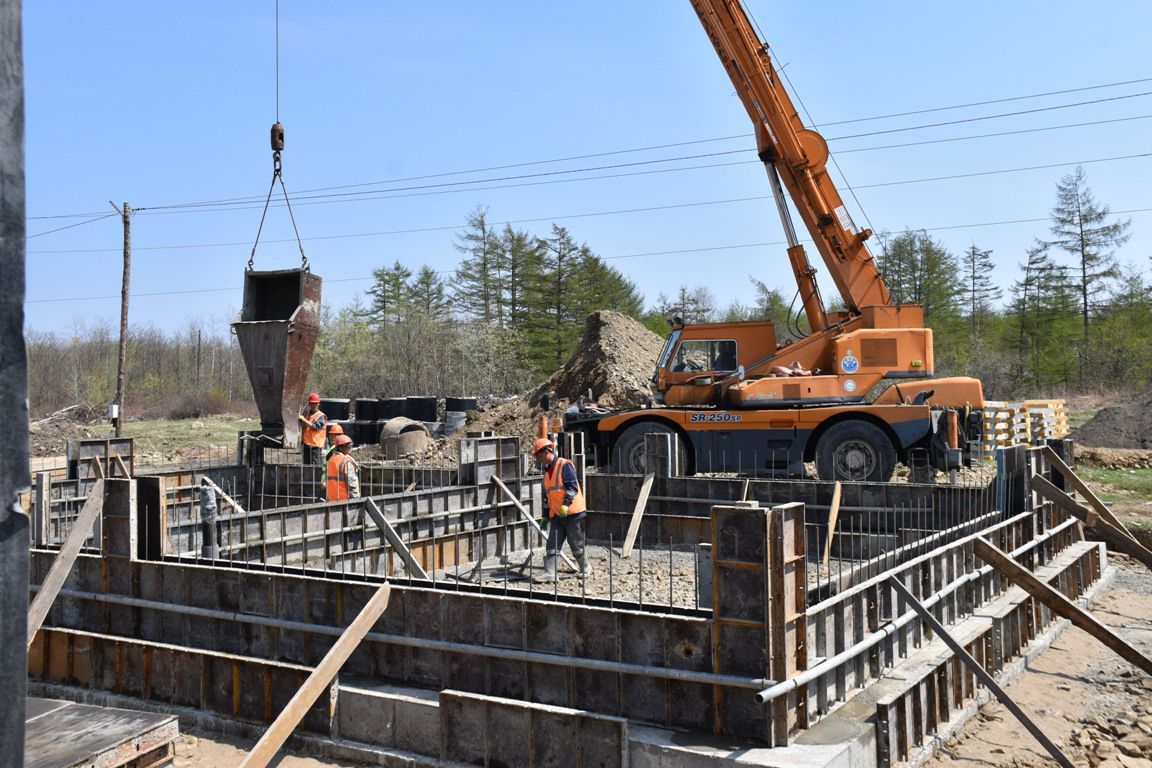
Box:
[973, 537, 1152, 676]
[238, 581, 391, 768]
[621, 473, 655, 559]
[1031, 474, 1152, 572]
[28, 480, 104, 649]
[889, 577, 1075, 768]
[364, 498, 428, 579]
[822, 481, 842, 571]
[490, 476, 578, 572]
[1041, 445, 1138, 543]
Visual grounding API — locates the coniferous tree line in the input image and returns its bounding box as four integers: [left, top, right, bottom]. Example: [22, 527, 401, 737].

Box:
[25, 168, 1149, 417]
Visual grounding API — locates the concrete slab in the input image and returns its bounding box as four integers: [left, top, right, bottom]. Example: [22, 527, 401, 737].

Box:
[24, 696, 178, 768]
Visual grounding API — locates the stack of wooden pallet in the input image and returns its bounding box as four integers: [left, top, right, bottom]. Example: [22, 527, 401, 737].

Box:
[982, 399, 1068, 455]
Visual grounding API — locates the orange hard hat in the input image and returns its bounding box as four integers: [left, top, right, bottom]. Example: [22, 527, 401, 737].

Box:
[308, 392, 321, 403]
[334, 434, 353, 447]
[327, 422, 344, 435]
[532, 437, 554, 455]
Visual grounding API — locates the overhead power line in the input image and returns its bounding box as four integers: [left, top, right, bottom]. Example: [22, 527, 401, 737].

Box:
[26, 206, 1152, 305]
[27, 77, 1152, 223]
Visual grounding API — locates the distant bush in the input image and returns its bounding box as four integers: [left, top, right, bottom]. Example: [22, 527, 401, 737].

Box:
[166, 390, 233, 420]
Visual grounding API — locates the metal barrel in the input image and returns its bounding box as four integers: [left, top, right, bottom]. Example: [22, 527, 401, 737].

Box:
[231, 268, 322, 448]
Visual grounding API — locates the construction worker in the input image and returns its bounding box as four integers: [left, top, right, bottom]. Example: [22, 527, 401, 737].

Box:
[533, 437, 590, 580]
[298, 392, 327, 465]
[325, 421, 347, 461]
[326, 435, 360, 500]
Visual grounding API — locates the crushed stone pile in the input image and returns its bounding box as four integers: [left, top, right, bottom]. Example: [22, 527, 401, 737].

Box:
[1070, 385, 1152, 449]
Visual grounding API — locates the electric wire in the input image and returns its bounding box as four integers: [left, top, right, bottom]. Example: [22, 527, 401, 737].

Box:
[28, 80, 1152, 221]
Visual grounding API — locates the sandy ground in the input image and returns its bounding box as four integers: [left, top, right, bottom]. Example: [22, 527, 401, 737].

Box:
[173, 729, 366, 768]
[921, 555, 1152, 768]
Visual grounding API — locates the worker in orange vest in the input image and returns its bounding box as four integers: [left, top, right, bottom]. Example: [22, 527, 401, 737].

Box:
[532, 437, 589, 581]
[325, 421, 347, 461]
[326, 435, 360, 500]
[297, 392, 327, 465]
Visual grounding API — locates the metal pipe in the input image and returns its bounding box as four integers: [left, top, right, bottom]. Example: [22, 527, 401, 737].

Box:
[37, 586, 772, 691]
[755, 515, 1080, 704]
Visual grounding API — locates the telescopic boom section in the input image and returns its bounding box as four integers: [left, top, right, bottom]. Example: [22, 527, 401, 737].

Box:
[690, 0, 891, 314]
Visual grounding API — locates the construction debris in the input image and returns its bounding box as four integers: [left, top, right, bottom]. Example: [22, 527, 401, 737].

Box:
[1071, 384, 1152, 449]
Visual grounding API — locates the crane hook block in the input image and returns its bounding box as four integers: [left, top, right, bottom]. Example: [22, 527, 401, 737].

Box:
[270, 123, 285, 151]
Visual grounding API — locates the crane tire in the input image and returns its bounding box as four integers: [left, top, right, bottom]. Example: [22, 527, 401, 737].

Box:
[611, 422, 687, 475]
[815, 420, 896, 483]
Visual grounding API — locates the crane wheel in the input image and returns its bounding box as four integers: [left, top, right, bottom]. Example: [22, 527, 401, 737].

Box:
[611, 422, 688, 475]
[815, 420, 896, 483]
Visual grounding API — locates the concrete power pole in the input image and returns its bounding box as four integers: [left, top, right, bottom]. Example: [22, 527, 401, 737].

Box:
[111, 201, 131, 437]
[0, 0, 31, 765]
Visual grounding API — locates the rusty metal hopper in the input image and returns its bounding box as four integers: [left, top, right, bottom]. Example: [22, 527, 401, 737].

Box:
[232, 268, 322, 447]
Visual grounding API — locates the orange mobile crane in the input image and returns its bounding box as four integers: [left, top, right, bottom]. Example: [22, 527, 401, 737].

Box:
[563, 0, 985, 482]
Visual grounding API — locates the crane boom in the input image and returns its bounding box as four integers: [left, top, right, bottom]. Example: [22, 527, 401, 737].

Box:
[690, 0, 891, 315]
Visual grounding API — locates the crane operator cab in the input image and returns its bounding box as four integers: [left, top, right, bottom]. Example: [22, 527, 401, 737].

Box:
[653, 318, 780, 406]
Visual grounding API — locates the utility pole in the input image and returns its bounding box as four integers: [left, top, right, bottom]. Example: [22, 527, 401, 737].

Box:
[0, 0, 30, 764]
[110, 201, 131, 437]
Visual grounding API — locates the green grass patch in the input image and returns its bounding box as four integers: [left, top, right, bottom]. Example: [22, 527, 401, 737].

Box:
[1065, 409, 1098, 431]
[121, 415, 257, 455]
[1077, 466, 1152, 499]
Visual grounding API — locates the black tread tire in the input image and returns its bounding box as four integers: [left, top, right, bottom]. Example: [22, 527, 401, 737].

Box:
[611, 421, 688, 475]
[814, 420, 896, 483]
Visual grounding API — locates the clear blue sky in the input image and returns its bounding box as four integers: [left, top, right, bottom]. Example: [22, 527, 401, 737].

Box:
[22, 2, 1151, 337]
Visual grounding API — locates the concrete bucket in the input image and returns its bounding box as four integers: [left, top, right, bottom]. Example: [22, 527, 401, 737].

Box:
[231, 268, 322, 448]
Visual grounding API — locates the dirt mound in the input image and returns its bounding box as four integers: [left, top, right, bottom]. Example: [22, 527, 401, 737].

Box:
[1070, 385, 1152, 449]
[462, 311, 665, 452]
[532, 310, 664, 409]
[28, 403, 106, 458]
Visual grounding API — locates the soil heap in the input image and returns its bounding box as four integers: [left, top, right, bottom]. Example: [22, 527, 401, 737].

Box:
[1070, 384, 1152, 449]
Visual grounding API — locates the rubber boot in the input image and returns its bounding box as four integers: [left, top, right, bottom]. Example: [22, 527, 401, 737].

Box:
[577, 554, 591, 580]
[539, 555, 557, 582]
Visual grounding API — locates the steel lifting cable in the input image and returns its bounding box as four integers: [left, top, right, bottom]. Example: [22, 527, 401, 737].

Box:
[248, 0, 308, 272]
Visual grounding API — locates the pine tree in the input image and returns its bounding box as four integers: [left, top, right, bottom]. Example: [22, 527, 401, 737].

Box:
[1045, 166, 1131, 385]
[1007, 244, 1079, 390]
[364, 260, 412, 325]
[451, 207, 502, 324]
[879, 230, 961, 322]
[959, 244, 1002, 337]
[576, 247, 644, 317]
[407, 266, 450, 321]
[498, 224, 543, 333]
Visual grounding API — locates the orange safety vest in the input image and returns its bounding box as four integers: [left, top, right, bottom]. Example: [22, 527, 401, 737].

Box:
[326, 452, 352, 501]
[543, 456, 586, 518]
[302, 410, 327, 448]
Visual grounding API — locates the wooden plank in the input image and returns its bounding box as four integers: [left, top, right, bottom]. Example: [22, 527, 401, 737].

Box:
[822, 481, 842, 571]
[973, 537, 1152, 676]
[364, 498, 429, 580]
[112, 453, 131, 478]
[490, 475, 578, 572]
[89, 455, 105, 480]
[238, 581, 392, 768]
[1031, 474, 1152, 572]
[888, 577, 1076, 768]
[27, 480, 104, 649]
[1042, 445, 1138, 543]
[621, 472, 655, 559]
[199, 475, 248, 516]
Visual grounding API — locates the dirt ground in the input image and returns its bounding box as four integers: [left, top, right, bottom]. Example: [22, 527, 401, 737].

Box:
[173, 729, 364, 767]
[921, 555, 1152, 768]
